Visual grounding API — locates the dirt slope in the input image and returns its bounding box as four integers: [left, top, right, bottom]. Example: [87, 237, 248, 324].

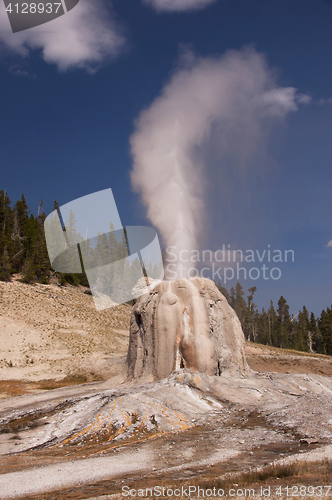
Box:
[246, 342, 332, 377]
[0, 277, 131, 387]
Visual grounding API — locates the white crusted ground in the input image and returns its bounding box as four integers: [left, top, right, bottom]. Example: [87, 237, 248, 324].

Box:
[0, 370, 331, 498]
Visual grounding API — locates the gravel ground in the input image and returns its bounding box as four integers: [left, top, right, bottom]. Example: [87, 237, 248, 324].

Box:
[0, 449, 151, 498]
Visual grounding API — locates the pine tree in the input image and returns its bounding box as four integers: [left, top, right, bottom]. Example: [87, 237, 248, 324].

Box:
[268, 300, 278, 346]
[0, 190, 13, 237]
[216, 281, 230, 303]
[15, 194, 30, 239]
[310, 312, 323, 353]
[246, 286, 257, 341]
[31, 212, 52, 283]
[20, 256, 35, 283]
[0, 191, 14, 267]
[37, 198, 44, 224]
[295, 306, 310, 352]
[276, 296, 293, 348]
[319, 307, 332, 355]
[0, 247, 11, 281]
[256, 307, 270, 345]
[229, 286, 235, 309]
[11, 209, 25, 273]
[233, 282, 248, 337]
[234, 282, 246, 318]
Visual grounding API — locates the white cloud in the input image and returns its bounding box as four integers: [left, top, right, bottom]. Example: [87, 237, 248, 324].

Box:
[0, 0, 125, 71]
[8, 65, 36, 78]
[142, 0, 216, 12]
[259, 87, 312, 117]
[317, 97, 332, 105]
[130, 47, 310, 277]
[327, 240, 332, 248]
[296, 93, 312, 105]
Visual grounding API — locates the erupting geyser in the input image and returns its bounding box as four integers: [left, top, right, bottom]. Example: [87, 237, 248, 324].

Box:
[126, 277, 249, 381]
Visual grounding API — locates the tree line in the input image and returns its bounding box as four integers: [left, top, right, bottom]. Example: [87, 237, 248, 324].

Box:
[0, 190, 90, 286]
[0, 191, 161, 295]
[217, 281, 332, 356]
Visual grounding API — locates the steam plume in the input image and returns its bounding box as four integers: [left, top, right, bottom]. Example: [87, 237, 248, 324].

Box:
[130, 47, 310, 277]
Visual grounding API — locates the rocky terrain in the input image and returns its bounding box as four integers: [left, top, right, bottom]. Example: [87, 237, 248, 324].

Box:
[0, 278, 331, 499]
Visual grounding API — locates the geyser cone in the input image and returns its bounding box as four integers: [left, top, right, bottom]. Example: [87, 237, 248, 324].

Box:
[126, 277, 249, 382]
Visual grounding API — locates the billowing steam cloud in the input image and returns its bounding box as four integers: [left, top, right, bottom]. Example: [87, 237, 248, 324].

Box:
[130, 47, 310, 278]
[142, 0, 217, 12]
[0, 0, 125, 72]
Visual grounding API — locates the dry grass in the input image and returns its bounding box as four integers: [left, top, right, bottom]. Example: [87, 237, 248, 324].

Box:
[177, 459, 332, 499]
[0, 374, 103, 398]
[200, 459, 332, 487]
[245, 341, 332, 359]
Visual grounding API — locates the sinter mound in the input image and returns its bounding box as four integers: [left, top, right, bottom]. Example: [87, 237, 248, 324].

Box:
[126, 277, 249, 381]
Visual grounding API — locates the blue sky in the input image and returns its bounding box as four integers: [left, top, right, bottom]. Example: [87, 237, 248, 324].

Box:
[0, 0, 331, 316]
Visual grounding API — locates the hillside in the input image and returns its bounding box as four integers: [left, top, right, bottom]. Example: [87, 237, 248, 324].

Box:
[0, 278, 331, 399]
[0, 277, 131, 395]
